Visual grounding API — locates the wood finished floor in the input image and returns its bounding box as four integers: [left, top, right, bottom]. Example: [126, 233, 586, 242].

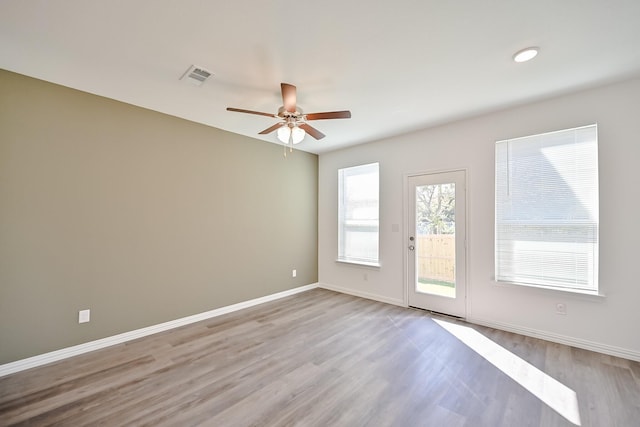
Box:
[1, 288, 639, 426]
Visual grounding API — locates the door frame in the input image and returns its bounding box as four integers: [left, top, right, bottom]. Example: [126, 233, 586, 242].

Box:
[402, 167, 469, 318]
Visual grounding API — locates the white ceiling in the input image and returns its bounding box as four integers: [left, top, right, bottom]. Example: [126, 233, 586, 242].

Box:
[2, 1, 640, 154]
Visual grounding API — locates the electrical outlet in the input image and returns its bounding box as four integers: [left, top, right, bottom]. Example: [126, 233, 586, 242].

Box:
[292, 269, 296, 278]
[555, 303, 567, 315]
[78, 309, 90, 323]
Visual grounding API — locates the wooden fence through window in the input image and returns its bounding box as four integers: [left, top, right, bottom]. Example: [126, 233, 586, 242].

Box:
[417, 235, 455, 283]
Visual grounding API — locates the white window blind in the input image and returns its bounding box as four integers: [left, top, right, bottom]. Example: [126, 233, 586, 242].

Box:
[495, 124, 599, 292]
[338, 163, 379, 265]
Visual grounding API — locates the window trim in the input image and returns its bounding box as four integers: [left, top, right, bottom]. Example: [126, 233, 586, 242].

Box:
[494, 278, 605, 298]
[335, 258, 381, 268]
[337, 162, 380, 267]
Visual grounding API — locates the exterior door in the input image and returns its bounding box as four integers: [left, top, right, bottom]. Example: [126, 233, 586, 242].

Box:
[407, 170, 466, 317]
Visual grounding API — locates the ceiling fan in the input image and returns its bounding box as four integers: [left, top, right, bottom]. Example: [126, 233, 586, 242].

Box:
[227, 83, 351, 152]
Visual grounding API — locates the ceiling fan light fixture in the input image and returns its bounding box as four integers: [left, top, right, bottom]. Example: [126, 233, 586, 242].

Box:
[277, 125, 290, 143]
[513, 47, 539, 63]
[291, 126, 305, 144]
[277, 124, 306, 144]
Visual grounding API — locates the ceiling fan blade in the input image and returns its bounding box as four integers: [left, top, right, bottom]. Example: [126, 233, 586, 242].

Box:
[305, 110, 352, 120]
[299, 123, 326, 140]
[281, 83, 297, 113]
[258, 122, 285, 135]
[227, 107, 275, 118]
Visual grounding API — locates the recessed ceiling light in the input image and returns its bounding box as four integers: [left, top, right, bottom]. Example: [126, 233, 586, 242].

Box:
[513, 47, 539, 63]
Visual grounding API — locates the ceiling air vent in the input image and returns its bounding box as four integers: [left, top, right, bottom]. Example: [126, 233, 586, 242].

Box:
[180, 65, 212, 86]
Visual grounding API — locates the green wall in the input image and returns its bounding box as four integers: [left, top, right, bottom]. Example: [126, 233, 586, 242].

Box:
[0, 70, 318, 364]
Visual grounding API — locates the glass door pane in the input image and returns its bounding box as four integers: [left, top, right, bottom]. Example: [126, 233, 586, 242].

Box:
[415, 182, 456, 298]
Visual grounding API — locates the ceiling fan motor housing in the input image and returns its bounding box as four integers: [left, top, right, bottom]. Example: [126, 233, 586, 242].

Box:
[278, 106, 303, 119]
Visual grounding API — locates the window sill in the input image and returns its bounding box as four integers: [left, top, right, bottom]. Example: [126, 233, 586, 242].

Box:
[336, 259, 381, 269]
[496, 280, 605, 298]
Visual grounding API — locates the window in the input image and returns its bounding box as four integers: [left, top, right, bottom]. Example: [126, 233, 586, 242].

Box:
[495, 124, 599, 293]
[338, 162, 379, 266]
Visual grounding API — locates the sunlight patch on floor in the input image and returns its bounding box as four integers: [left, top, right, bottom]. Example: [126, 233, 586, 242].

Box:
[433, 319, 581, 426]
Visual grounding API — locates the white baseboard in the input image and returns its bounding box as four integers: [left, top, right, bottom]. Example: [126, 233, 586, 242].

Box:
[0, 283, 319, 378]
[6, 283, 636, 378]
[467, 316, 640, 362]
[318, 282, 405, 307]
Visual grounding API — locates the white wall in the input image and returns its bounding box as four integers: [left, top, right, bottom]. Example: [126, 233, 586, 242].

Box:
[319, 76, 640, 360]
